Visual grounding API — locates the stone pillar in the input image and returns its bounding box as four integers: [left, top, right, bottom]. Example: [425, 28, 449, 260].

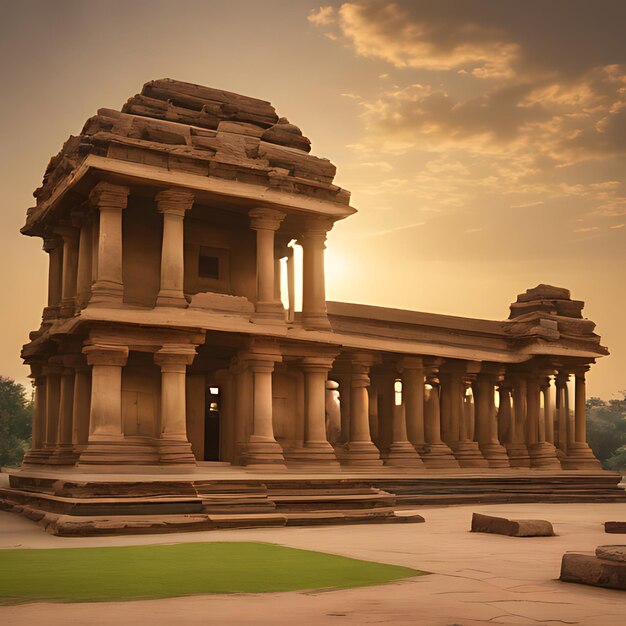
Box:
[299, 218, 333, 330]
[89, 182, 129, 305]
[75, 214, 93, 310]
[526, 372, 560, 468]
[51, 359, 78, 464]
[475, 372, 510, 467]
[249, 208, 286, 322]
[375, 369, 395, 455]
[79, 344, 130, 465]
[508, 376, 531, 467]
[42, 236, 63, 321]
[286, 246, 295, 322]
[555, 371, 569, 457]
[44, 364, 63, 453]
[451, 373, 488, 467]
[23, 366, 49, 464]
[154, 345, 197, 464]
[333, 372, 351, 445]
[542, 377, 555, 445]
[343, 354, 382, 466]
[421, 364, 459, 468]
[72, 363, 91, 452]
[155, 189, 194, 307]
[243, 342, 285, 467]
[561, 367, 600, 469]
[232, 357, 253, 465]
[55, 226, 79, 317]
[400, 357, 426, 453]
[384, 367, 423, 467]
[290, 356, 339, 465]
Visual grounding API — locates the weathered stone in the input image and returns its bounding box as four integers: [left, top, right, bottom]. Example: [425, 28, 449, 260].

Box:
[606, 521, 626, 533]
[596, 545, 626, 563]
[471, 513, 555, 537]
[560, 551, 626, 590]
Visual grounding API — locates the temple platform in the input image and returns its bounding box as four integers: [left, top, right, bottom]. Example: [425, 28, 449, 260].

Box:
[1, 466, 624, 536]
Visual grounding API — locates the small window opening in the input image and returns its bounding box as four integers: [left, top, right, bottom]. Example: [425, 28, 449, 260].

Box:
[199, 254, 219, 279]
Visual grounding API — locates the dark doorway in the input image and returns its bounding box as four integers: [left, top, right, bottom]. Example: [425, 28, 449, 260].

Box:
[204, 386, 220, 461]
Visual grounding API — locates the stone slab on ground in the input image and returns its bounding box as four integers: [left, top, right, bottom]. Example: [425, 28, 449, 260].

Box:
[471, 512, 555, 536]
[595, 544, 626, 562]
[605, 520, 626, 533]
[560, 551, 626, 590]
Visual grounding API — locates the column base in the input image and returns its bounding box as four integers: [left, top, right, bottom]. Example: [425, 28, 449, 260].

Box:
[89, 281, 124, 306]
[22, 448, 53, 465]
[286, 441, 340, 467]
[252, 301, 285, 323]
[158, 438, 196, 465]
[505, 442, 532, 468]
[60, 300, 77, 317]
[528, 441, 561, 469]
[342, 441, 383, 466]
[451, 440, 489, 468]
[478, 442, 510, 468]
[47, 444, 79, 466]
[383, 441, 424, 467]
[244, 436, 286, 467]
[156, 291, 188, 308]
[42, 306, 60, 322]
[560, 442, 602, 470]
[301, 312, 332, 331]
[78, 436, 160, 465]
[419, 442, 460, 468]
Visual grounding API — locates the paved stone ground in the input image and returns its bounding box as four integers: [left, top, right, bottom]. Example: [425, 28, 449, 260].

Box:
[0, 502, 624, 625]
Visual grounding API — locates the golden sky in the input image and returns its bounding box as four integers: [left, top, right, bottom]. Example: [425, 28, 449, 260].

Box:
[0, 0, 624, 398]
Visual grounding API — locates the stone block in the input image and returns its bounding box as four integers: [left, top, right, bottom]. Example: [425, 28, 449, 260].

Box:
[471, 512, 555, 537]
[560, 551, 626, 591]
[605, 521, 626, 533]
[595, 545, 626, 563]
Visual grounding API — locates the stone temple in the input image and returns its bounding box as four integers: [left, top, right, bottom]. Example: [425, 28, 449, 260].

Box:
[2, 79, 624, 535]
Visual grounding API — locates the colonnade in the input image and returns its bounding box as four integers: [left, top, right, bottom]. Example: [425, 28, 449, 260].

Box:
[43, 183, 332, 330]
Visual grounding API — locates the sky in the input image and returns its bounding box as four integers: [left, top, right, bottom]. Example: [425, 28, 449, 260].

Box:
[0, 0, 624, 398]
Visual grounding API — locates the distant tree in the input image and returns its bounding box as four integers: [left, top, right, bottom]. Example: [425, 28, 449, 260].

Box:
[0, 377, 33, 467]
[586, 392, 626, 471]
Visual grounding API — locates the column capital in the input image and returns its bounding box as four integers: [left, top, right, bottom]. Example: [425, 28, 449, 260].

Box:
[89, 182, 130, 211]
[43, 363, 64, 377]
[53, 224, 79, 243]
[59, 353, 87, 370]
[43, 234, 63, 253]
[397, 356, 424, 372]
[154, 344, 197, 369]
[249, 208, 285, 231]
[83, 343, 129, 367]
[301, 216, 334, 237]
[301, 355, 336, 373]
[155, 188, 195, 217]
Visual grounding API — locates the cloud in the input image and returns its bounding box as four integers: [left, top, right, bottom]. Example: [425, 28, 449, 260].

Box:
[308, 6, 335, 26]
[361, 220, 425, 238]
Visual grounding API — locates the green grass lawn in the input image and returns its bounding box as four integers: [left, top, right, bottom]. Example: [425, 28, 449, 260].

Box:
[0, 541, 425, 605]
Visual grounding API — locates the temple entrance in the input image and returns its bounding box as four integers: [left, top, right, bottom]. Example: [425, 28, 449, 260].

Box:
[204, 386, 220, 461]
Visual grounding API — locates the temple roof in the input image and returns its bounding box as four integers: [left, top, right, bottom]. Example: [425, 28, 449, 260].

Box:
[23, 79, 352, 235]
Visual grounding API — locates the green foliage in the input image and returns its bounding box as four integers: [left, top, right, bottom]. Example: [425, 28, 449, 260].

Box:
[0, 376, 33, 467]
[586, 391, 626, 471]
[0, 542, 424, 604]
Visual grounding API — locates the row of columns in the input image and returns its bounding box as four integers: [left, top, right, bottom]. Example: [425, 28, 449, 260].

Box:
[25, 341, 199, 466]
[44, 182, 333, 331]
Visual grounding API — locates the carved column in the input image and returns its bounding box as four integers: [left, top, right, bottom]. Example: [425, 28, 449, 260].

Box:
[154, 344, 197, 464]
[249, 208, 286, 322]
[475, 371, 509, 468]
[243, 341, 285, 467]
[75, 213, 93, 310]
[290, 356, 339, 465]
[89, 182, 129, 305]
[400, 357, 426, 453]
[541, 376, 555, 445]
[72, 362, 91, 453]
[79, 344, 130, 465]
[51, 357, 79, 464]
[526, 371, 561, 468]
[506, 375, 531, 467]
[561, 367, 601, 469]
[42, 236, 63, 321]
[343, 354, 382, 466]
[23, 365, 49, 464]
[44, 363, 63, 454]
[451, 372, 488, 467]
[298, 218, 333, 330]
[55, 226, 79, 317]
[421, 363, 459, 468]
[156, 189, 194, 307]
[555, 371, 569, 457]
